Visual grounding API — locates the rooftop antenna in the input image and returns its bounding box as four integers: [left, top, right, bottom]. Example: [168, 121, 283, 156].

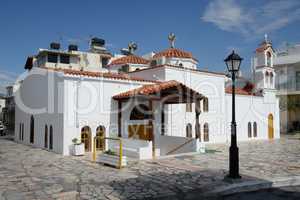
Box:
[168, 33, 176, 48]
[128, 42, 137, 54]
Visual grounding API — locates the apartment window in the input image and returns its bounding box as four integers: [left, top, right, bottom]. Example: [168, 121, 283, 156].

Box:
[48, 53, 58, 63]
[101, 57, 109, 67]
[296, 72, 300, 91]
[60, 55, 70, 64]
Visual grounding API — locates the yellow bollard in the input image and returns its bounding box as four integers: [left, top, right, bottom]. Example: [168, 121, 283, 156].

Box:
[92, 137, 96, 162]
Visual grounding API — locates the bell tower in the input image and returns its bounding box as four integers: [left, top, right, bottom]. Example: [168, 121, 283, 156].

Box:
[253, 34, 276, 90]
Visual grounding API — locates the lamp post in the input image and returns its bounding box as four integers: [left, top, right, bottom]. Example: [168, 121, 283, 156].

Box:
[224, 51, 243, 179]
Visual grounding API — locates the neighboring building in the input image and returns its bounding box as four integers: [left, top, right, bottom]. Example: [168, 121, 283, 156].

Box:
[24, 38, 112, 72]
[272, 43, 300, 133]
[3, 86, 15, 134]
[0, 94, 5, 121]
[14, 35, 279, 159]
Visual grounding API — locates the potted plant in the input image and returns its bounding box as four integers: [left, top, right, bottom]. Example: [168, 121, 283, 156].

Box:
[71, 138, 84, 156]
[97, 149, 127, 168]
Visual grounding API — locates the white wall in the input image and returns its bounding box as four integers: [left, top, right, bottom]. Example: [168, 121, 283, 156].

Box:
[62, 75, 153, 155]
[225, 91, 280, 141]
[14, 68, 64, 154]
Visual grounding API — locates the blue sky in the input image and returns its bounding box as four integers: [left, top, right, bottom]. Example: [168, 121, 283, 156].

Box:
[0, 0, 300, 93]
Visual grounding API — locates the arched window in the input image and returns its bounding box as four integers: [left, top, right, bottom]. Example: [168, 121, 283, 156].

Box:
[96, 126, 105, 151]
[30, 116, 34, 143]
[49, 125, 53, 150]
[21, 124, 24, 141]
[248, 122, 252, 138]
[203, 98, 209, 112]
[253, 122, 257, 138]
[270, 72, 274, 87]
[204, 123, 209, 142]
[267, 52, 272, 67]
[44, 125, 48, 148]
[130, 104, 153, 120]
[19, 123, 22, 140]
[186, 123, 192, 138]
[81, 126, 91, 152]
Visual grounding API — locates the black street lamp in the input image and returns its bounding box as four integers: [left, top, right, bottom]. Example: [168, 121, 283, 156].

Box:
[224, 51, 243, 179]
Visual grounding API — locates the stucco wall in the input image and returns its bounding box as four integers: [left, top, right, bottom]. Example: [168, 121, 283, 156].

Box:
[14, 68, 64, 154]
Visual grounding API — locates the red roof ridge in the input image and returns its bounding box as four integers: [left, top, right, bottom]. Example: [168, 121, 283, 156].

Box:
[113, 80, 202, 100]
[153, 48, 198, 61]
[39, 67, 158, 83]
[109, 55, 149, 66]
[127, 64, 225, 76]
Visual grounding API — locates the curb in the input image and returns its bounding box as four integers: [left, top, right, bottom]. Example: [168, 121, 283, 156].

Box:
[204, 175, 300, 197]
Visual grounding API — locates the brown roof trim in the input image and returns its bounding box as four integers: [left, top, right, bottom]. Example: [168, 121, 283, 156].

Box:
[225, 87, 263, 97]
[40, 67, 159, 83]
[128, 64, 225, 76]
[113, 80, 203, 100]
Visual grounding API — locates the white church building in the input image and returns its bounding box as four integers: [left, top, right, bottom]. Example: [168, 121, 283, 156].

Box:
[14, 35, 280, 159]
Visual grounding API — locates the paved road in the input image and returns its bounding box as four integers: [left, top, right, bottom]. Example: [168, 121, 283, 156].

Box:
[223, 186, 300, 200]
[0, 135, 300, 199]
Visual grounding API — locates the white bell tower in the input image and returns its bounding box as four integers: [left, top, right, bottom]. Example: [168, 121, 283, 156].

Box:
[252, 34, 276, 90]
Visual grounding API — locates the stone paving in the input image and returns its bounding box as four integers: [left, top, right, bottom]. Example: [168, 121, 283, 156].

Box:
[0, 135, 300, 199]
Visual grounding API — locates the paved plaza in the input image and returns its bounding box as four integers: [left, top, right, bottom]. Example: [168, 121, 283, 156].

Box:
[0, 135, 300, 199]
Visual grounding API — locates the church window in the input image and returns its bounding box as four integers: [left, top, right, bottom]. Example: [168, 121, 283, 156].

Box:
[186, 123, 192, 138]
[253, 122, 257, 137]
[248, 122, 252, 138]
[30, 116, 34, 143]
[267, 52, 272, 67]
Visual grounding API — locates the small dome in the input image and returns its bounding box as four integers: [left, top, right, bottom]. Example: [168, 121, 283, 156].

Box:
[153, 48, 196, 60]
[109, 55, 149, 66]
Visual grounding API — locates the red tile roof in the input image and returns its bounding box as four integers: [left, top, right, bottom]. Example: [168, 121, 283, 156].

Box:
[255, 41, 273, 53]
[225, 87, 263, 97]
[153, 48, 197, 61]
[109, 55, 149, 66]
[128, 64, 226, 76]
[42, 67, 158, 83]
[113, 80, 202, 100]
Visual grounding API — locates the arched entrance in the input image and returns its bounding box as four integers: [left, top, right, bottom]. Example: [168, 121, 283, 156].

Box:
[96, 126, 105, 151]
[81, 126, 92, 152]
[268, 114, 274, 139]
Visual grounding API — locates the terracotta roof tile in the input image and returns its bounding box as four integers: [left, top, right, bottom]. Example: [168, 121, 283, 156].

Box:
[42, 67, 158, 83]
[225, 87, 263, 97]
[113, 80, 202, 100]
[109, 55, 149, 66]
[153, 48, 197, 61]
